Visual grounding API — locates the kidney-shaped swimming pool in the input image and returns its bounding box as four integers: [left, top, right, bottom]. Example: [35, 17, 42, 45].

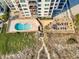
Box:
[15, 23, 32, 30]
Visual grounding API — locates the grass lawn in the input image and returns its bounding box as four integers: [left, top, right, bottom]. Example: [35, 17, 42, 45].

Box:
[0, 24, 36, 54]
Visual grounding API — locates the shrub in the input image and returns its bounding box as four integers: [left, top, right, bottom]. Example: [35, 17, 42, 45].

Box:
[67, 38, 78, 44]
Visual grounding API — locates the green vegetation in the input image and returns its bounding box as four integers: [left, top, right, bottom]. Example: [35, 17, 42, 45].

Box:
[67, 38, 78, 44]
[0, 7, 10, 22]
[2, 12, 9, 21]
[0, 24, 36, 54]
[75, 14, 79, 29]
[0, 12, 9, 22]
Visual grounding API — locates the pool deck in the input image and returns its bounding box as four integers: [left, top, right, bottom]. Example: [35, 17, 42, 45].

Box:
[40, 20, 53, 27]
[7, 18, 40, 33]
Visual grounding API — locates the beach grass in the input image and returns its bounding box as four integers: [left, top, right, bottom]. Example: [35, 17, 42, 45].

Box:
[0, 24, 36, 54]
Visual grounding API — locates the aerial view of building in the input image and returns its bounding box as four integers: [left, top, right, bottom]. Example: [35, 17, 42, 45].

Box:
[4, 0, 67, 18]
[0, 0, 79, 59]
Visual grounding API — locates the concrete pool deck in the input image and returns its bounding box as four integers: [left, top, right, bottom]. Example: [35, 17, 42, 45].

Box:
[40, 20, 53, 27]
[7, 18, 40, 33]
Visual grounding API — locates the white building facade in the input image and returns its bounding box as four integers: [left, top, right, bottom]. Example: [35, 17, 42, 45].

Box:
[4, 0, 67, 18]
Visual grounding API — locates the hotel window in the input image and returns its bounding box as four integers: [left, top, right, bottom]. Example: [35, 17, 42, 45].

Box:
[38, 0, 41, 2]
[51, 3, 54, 6]
[51, 0, 54, 2]
[45, 4, 49, 6]
[54, 7, 56, 9]
[38, 8, 41, 10]
[18, 4, 21, 7]
[26, 13, 29, 16]
[50, 7, 52, 9]
[56, 0, 59, 2]
[45, 0, 50, 2]
[25, 12, 29, 13]
[38, 14, 41, 16]
[44, 8, 49, 10]
[49, 10, 51, 12]
[26, 14, 29, 16]
[49, 13, 51, 15]
[55, 4, 57, 6]
[58, 6, 62, 9]
[38, 4, 41, 6]
[38, 11, 41, 13]
[29, 1, 36, 3]
[60, 0, 65, 2]
[23, 8, 28, 10]
[20, 8, 22, 10]
[20, 0, 25, 3]
[22, 4, 27, 7]
[59, 3, 64, 6]
[44, 11, 48, 13]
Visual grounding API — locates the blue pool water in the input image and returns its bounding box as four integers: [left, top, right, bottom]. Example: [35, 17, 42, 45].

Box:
[15, 23, 32, 30]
